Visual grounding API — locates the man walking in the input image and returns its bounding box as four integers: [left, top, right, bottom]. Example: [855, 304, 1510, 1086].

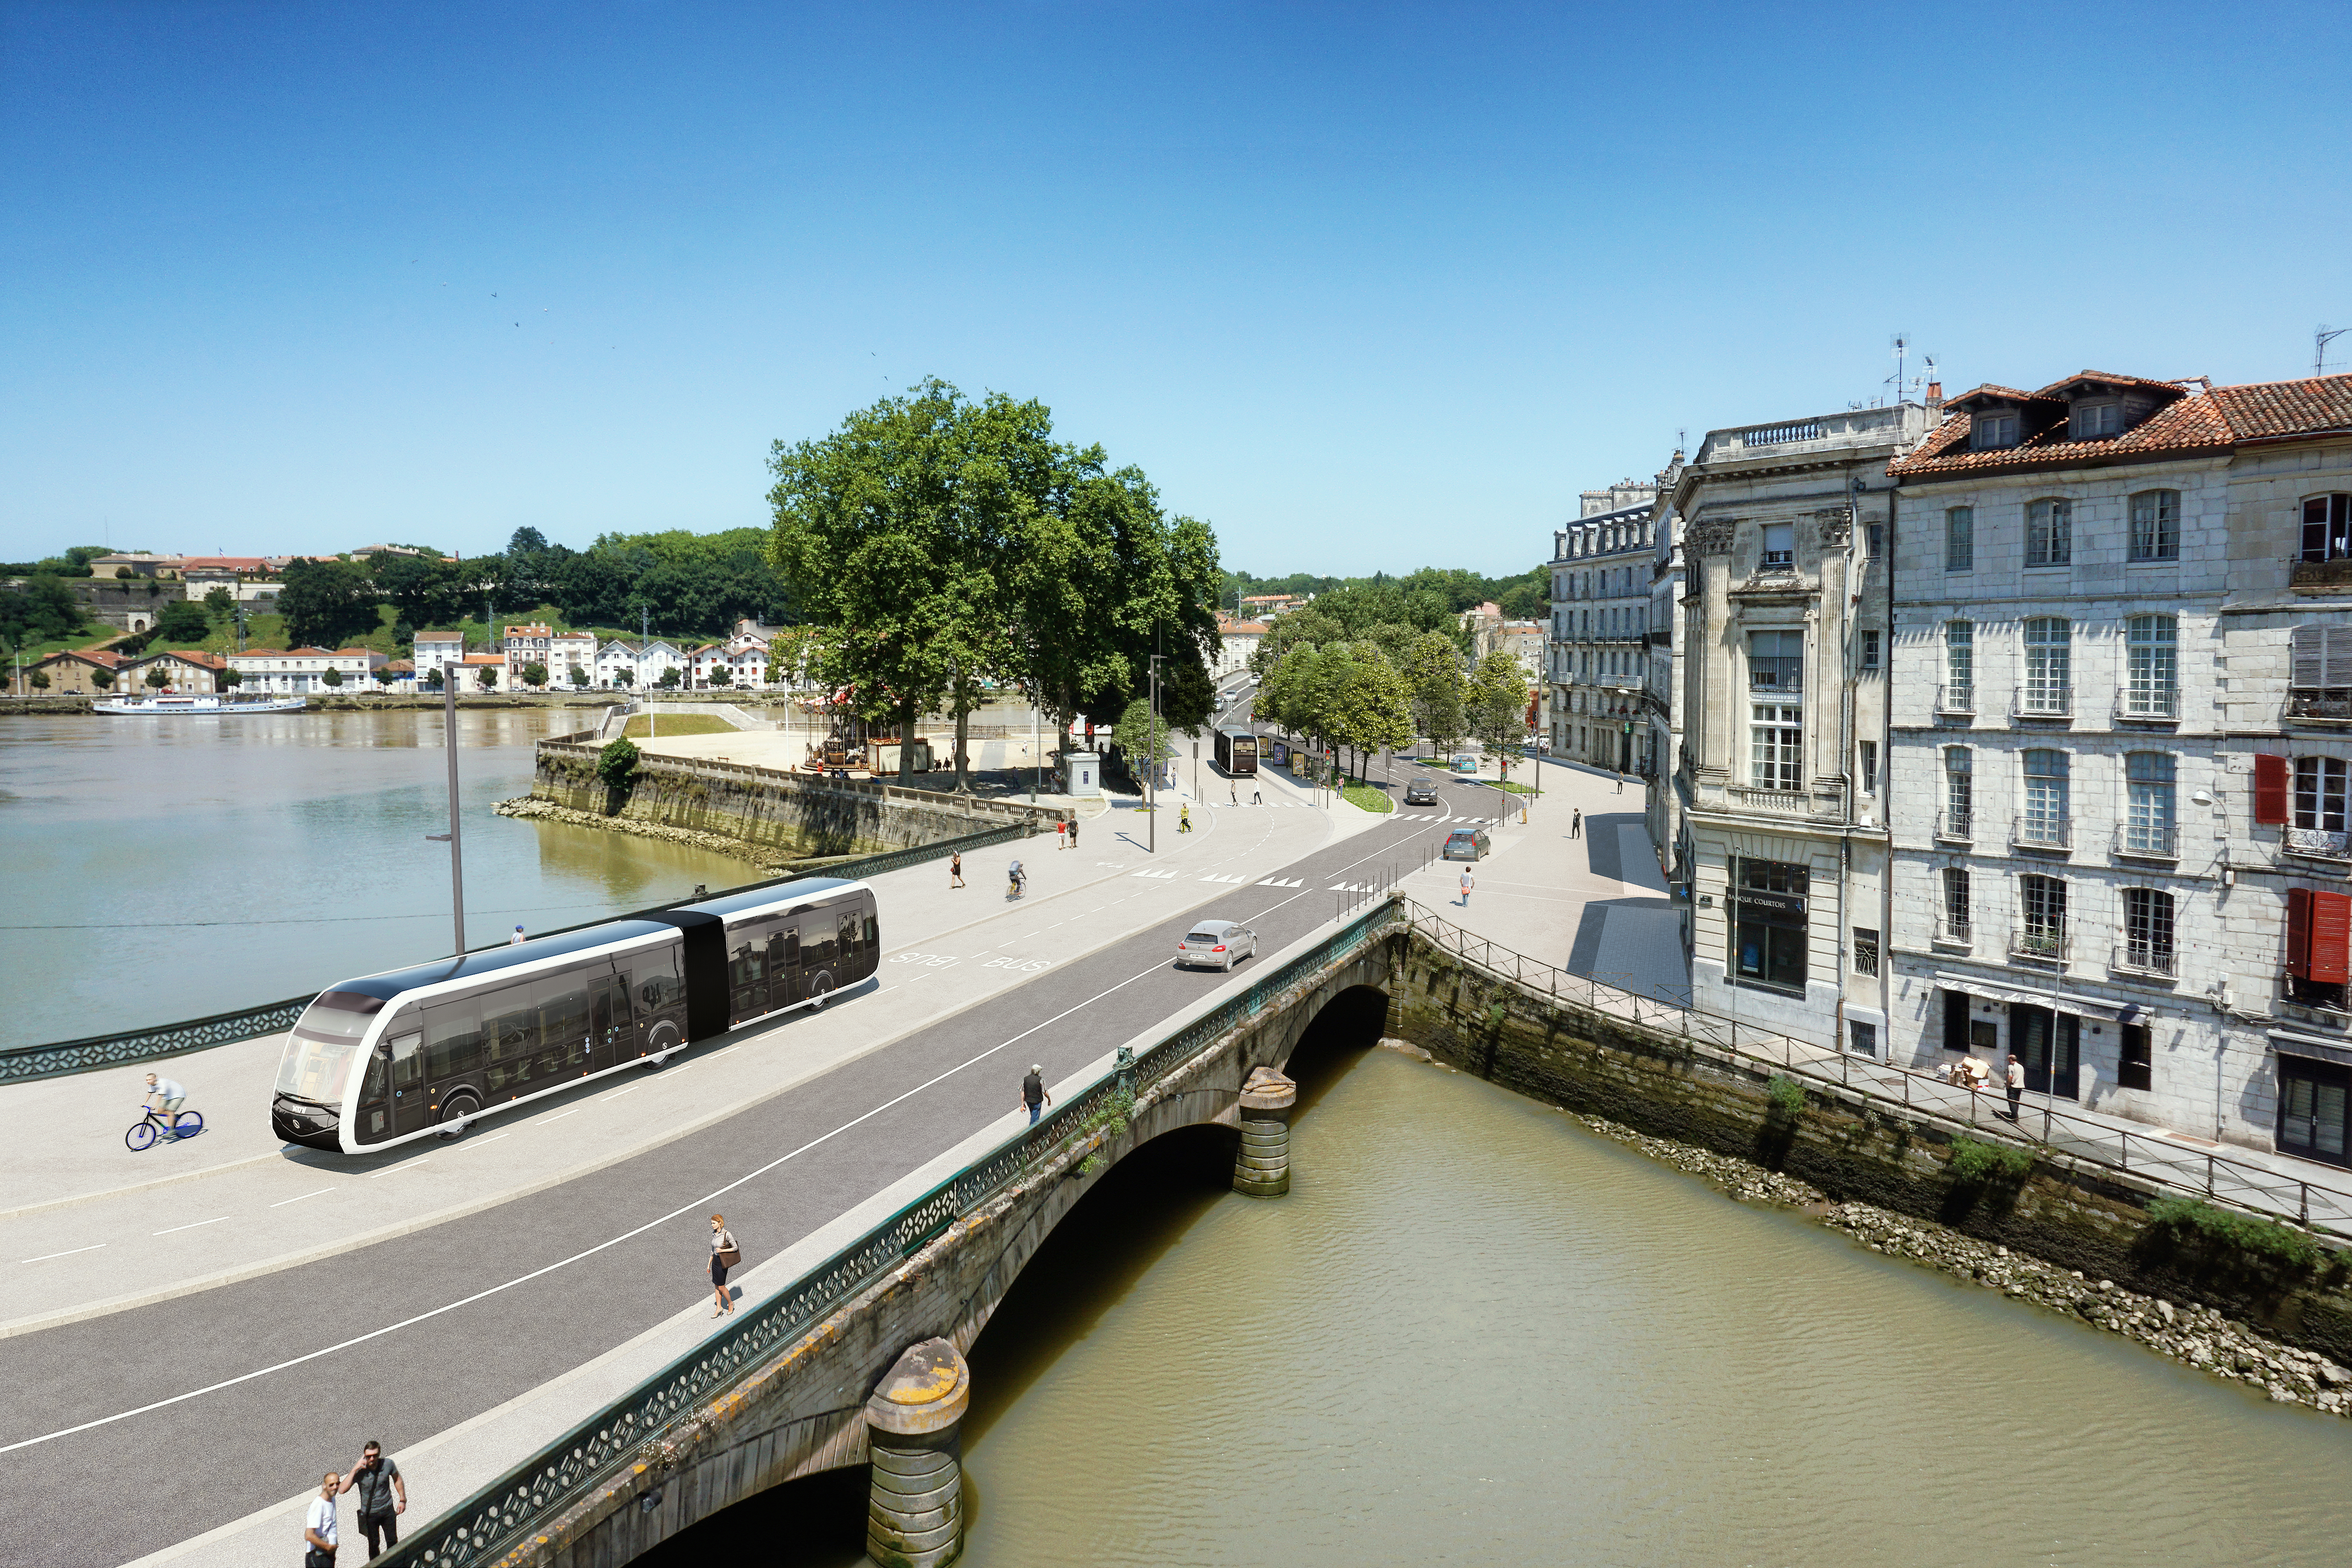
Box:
[143, 1072, 188, 1139]
[510, 924, 526, 945]
[1458, 866, 1474, 906]
[340, 1442, 405, 1559]
[1055, 819, 1067, 850]
[1067, 817, 1078, 851]
[1021, 1064, 1049, 1125]
[950, 852, 964, 889]
[304, 1471, 339, 1566]
[1571, 808, 1582, 839]
[2002, 1053, 2025, 1122]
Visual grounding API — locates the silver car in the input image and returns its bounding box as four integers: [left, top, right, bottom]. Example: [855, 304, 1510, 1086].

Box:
[1177, 919, 1257, 970]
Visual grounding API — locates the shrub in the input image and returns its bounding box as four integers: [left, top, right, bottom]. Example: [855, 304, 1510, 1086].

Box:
[1766, 1074, 1806, 1116]
[1947, 1134, 2035, 1185]
[2144, 1196, 2324, 1272]
[598, 736, 642, 790]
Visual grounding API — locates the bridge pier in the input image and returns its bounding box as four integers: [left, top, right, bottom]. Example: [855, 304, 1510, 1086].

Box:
[866, 1338, 971, 1568]
[1232, 1065, 1297, 1197]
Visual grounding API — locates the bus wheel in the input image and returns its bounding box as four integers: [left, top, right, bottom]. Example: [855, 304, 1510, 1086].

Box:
[810, 974, 833, 1007]
[436, 1091, 479, 1136]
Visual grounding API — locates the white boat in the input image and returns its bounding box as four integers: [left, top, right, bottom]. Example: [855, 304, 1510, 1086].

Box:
[94, 693, 307, 715]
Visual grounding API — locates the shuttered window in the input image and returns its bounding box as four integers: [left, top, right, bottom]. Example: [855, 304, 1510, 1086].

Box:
[2290, 624, 2352, 690]
[2256, 753, 2290, 824]
[2288, 889, 2352, 984]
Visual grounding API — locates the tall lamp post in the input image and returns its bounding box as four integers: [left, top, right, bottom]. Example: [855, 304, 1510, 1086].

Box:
[426, 678, 467, 956]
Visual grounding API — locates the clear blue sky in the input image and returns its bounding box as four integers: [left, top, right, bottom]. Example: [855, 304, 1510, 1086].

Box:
[5, 2, 2347, 578]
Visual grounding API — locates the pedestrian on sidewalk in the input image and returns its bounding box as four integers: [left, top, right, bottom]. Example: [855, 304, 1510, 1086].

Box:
[950, 852, 964, 888]
[1067, 817, 1078, 851]
[1229, 784, 1238, 805]
[1458, 866, 1474, 906]
[708, 1214, 739, 1317]
[1251, 787, 1263, 805]
[340, 1442, 405, 1559]
[304, 1472, 340, 1566]
[1179, 803, 1192, 833]
[2002, 1054, 2025, 1122]
[1614, 773, 1623, 795]
[1570, 808, 1582, 839]
[510, 924, 526, 945]
[1022, 1064, 1050, 1125]
[1056, 819, 1067, 850]
[143, 1072, 188, 1139]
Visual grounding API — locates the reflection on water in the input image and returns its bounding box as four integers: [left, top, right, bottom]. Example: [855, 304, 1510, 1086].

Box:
[651, 1044, 2352, 1568]
[0, 712, 750, 1047]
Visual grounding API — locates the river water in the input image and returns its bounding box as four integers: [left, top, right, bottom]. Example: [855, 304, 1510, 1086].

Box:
[655, 1040, 2352, 1568]
[0, 712, 748, 1049]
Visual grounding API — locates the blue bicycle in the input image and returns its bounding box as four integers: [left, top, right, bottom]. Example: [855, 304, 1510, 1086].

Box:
[127, 1104, 204, 1151]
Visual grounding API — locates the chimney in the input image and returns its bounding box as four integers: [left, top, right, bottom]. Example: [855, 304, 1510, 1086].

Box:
[1926, 380, 1944, 411]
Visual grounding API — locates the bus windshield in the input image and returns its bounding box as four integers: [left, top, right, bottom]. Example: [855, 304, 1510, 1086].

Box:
[277, 990, 385, 1103]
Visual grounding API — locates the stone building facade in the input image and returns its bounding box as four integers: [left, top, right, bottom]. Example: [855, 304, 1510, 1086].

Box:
[1549, 482, 1659, 770]
[1672, 403, 1930, 1050]
[1886, 370, 2352, 1162]
[1645, 452, 1688, 872]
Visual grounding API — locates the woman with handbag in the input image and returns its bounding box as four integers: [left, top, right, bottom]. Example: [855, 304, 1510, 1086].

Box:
[709, 1214, 740, 1318]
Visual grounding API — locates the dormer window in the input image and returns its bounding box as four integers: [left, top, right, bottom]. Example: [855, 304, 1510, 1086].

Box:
[1761, 522, 1795, 569]
[1971, 413, 2018, 450]
[2073, 401, 2120, 439]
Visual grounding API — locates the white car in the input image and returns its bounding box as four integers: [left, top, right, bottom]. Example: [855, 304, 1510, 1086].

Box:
[1177, 919, 1257, 970]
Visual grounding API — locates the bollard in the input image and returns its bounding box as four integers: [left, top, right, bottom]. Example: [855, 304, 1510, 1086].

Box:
[1232, 1064, 1297, 1198]
[865, 1338, 971, 1568]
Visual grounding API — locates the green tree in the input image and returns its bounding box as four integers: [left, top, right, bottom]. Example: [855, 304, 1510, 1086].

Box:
[423, 667, 443, 691]
[202, 586, 236, 619]
[1325, 646, 1415, 781]
[598, 736, 641, 789]
[570, 665, 590, 688]
[31, 668, 50, 691]
[521, 662, 549, 690]
[221, 667, 242, 689]
[1466, 651, 1532, 784]
[1111, 696, 1175, 788]
[474, 663, 498, 691]
[657, 666, 681, 689]
[280, 559, 379, 649]
[0, 574, 85, 646]
[114, 566, 133, 579]
[322, 666, 344, 689]
[143, 665, 169, 690]
[1403, 632, 1466, 751]
[1159, 657, 1216, 736]
[90, 666, 115, 691]
[154, 599, 210, 644]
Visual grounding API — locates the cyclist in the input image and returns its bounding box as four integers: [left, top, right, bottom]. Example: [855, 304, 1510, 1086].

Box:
[143, 1072, 189, 1140]
[1007, 859, 1027, 898]
[1178, 803, 1192, 833]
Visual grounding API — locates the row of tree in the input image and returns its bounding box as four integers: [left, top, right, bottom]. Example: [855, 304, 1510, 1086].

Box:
[1223, 564, 1551, 625]
[766, 379, 1223, 787]
[1250, 616, 1532, 787]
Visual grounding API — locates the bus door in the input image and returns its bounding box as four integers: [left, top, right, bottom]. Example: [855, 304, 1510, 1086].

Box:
[355, 1029, 395, 1146]
[382, 1007, 427, 1140]
[588, 969, 631, 1072]
[770, 924, 802, 1007]
[728, 929, 768, 1025]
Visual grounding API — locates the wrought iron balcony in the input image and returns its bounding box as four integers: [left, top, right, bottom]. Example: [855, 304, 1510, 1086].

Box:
[1934, 917, 1974, 947]
[2009, 930, 2069, 966]
[2290, 557, 2352, 590]
[2114, 686, 2181, 722]
[2111, 942, 2178, 978]
[2010, 813, 2072, 852]
[2283, 826, 2352, 862]
[2112, 823, 2178, 860]
[1934, 808, 1974, 844]
[2011, 685, 2074, 720]
[1936, 684, 1975, 716]
[2287, 690, 2352, 721]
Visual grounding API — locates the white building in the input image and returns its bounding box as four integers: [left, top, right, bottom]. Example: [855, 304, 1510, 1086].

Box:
[593, 638, 686, 689]
[230, 645, 387, 693]
[1549, 478, 1659, 770]
[688, 640, 766, 688]
[498, 622, 593, 686]
[412, 631, 466, 685]
[1887, 369, 2352, 1161]
[1671, 403, 1930, 1054]
[1216, 618, 1267, 680]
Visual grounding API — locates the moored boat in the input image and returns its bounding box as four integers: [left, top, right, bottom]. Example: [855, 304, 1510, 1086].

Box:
[93, 693, 307, 714]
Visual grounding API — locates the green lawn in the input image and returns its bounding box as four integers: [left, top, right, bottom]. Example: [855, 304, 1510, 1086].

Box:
[622, 714, 737, 738]
[1486, 779, 1539, 795]
[11, 623, 127, 662]
[1340, 783, 1394, 813]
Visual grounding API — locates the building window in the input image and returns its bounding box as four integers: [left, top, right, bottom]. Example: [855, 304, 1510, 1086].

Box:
[2120, 613, 2178, 718]
[1761, 522, 1795, 569]
[1944, 746, 1973, 836]
[2022, 748, 2069, 846]
[2129, 490, 2181, 561]
[1945, 506, 1974, 571]
[1866, 523, 1884, 559]
[1750, 704, 1804, 791]
[2122, 886, 2175, 973]
[2018, 873, 2068, 960]
[2118, 1024, 2153, 1091]
[2302, 494, 2352, 563]
[1731, 858, 1809, 990]
[2279, 1058, 2349, 1164]
[1972, 414, 2018, 450]
[2019, 617, 2071, 715]
[1941, 866, 1972, 941]
[2027, 499, 2073, 567]
[1944, 621, 1973, 709]
[1849, 1019, 1879, 1058]
[2073, 401, 2120, 439]
[2289, 624, 2352, 717]
[2294, 757, 2349, 857]
[1748, 629, 1803, 693]
[1861, 630, 1881, 670]
[2124, 752, 2176, 855]
[1858, 739, 1878, 795]
[1853, 926, 1880, 976]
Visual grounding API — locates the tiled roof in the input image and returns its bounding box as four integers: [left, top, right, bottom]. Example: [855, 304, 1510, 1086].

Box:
[1891, 372, 2352, 478]
[1221, 621, 1269, 635]
[1942, 382, 2061, 409]
[158, 650, 228, 669]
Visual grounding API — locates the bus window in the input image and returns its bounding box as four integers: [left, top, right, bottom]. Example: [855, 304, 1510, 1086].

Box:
[535, 973, 590, 1076]
[424, 1000, 483, 1083]
[636, 942, 684, 1012]
[803, 917, 837, 975]
[358, 1050, 392, 1141]
[839, 913, 860, 958]
[590, 972, 629, 1063]
[484, 985, 537, 1094]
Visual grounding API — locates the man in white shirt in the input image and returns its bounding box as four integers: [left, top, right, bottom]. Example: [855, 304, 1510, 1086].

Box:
[143, 1073, 187, 1139]
[304, 1471, 339, 1563]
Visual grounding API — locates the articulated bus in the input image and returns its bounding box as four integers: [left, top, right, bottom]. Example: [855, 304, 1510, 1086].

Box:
[1213, 727, 1259, 776]
[270, 878, 878, 1155]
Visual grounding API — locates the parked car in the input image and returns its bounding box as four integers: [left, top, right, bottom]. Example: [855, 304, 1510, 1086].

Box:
[1404, 779, 1438, 806]
[1450, 753, 1481, 775]
[1442, 827, 1492, 860]
[1177, 919, 1258, 970]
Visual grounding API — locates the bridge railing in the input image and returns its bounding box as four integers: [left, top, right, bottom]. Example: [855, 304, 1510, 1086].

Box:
[374, 895, 1405, 1568]
[1403, 902, 2352, 1241]
[0, 821, 1038, 1086]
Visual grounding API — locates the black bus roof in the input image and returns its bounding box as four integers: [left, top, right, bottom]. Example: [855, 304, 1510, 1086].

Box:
[327, 877, 864, 1000]
[1218, 727, 1258, 738]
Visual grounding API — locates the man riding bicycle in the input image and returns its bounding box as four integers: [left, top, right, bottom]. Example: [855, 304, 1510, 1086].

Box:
[1007, 859, 1027, 898]
[144, 1073, 189, 1141]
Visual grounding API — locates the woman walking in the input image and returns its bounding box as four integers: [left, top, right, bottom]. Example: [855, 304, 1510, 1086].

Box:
[950, 852, 964, 889]
[708, 1214, 739, 1318]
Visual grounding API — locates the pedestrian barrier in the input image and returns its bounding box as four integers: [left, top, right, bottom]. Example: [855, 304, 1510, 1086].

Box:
[0, 820, 1038, 1087]
[370, 896, 1405, 1568]
[1403, 902, 2352, 1241]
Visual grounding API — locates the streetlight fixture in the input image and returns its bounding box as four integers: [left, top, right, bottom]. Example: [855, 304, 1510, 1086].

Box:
[432, 678, 466, 955]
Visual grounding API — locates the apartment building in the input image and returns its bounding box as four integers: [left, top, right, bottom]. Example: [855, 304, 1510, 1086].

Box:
[1549, 475, 1661, 769]
[1887, 369, 2352, 1162]
[499, 622, 597, 685]
[1673, 403, 1930, 1050]
[1644, 452, 1688, 870]
[230, 646, 387, 693]
[412, 631, 466, 685]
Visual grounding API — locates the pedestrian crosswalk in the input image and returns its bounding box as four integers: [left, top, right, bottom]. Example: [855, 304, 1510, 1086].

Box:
[1131, 868, 1182, 880]
[1196, 873, 1253, 884]
[1327, 881, 1380, 893]
[1208, 799, 1313, 809]
[1256, 877, 1305, 888]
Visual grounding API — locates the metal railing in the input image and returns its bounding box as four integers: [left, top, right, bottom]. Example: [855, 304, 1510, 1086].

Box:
[373, 897, 1405, 1568]
[2290, 557, 2352, 589]
[1935, 917, 1973, 947]
[2112, 823, 2178, 859]
[537, 741, 1064, 826]
[1936, 683, 1975, 716]
[2011, 684, 2074, 719]
[2283, 826, 2352, 862]
[1935, 808, 1973, 843]
[2111, 942, 2178, 978]
[1401, 905, 2352, 1238]
[2007, 930, 2069, 966]
[2115, 686, 2181, 721]
[0, 821, 1039, 1085]
[2010, 813, 2072, 851]
[2287, 690, 2352, 721]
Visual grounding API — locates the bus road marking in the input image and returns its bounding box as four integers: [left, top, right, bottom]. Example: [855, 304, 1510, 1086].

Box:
[18, 1244, 105, 1264]
[367, 1159, 431, 1179]
[152, 1217, 230, 1237]
[268, 1187, 339, 1209]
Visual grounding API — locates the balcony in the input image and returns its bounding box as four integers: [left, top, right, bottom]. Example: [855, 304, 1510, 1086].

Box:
[2287, 690, 2352, 722]
[2283, 826, 2352, 863]
[1936, 684, 1975, 717]
[1933, 917, 1974, 949]
[2011, 685, 2074, 721]
[2112, 823, 2178, 860]
[2111, 942, 2178, 979]
[2114, 686, 2181, 724]
[2010, 813, 2073, 853]
[1726, 785, 1812, 818]
[1742, 420, 1827, 448]
[2290, 557, 2352, 592]
[1934, 808, 1974, 844]
[2009, 930, 2069, 967]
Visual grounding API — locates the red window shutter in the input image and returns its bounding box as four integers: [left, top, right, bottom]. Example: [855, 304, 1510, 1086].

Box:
[2255, 753, 2290, 824]
[2314, 891, 2352, 985]
[2289, 889, 2314, 979]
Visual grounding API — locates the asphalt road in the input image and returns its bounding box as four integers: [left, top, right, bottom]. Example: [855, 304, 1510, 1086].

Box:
[0, 724, 1507, 1566]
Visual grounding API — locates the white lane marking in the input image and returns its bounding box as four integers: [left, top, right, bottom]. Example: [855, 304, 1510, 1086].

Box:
[152, 1216, 230, 1237]
[542, 1108, 583, 1124]
[267, 1186, 339, 1209]
[18, 1244, 106, 1265]
[367, 1159, 431, 1179]
[608, 1085, 641, 1098]
[706, 1045, 740, 1061]
[469, 1134, 512, 1147]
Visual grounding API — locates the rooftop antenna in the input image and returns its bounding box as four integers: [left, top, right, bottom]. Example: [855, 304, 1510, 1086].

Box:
[2319, 325, 2348, 377]
[1886, 332, 1912, 406]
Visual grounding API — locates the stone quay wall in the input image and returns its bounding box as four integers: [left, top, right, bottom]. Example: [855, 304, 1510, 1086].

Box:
[1384, 926, 2352, 1367]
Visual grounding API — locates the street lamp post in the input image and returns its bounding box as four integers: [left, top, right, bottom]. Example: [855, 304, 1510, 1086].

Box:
[427, 679, 467, 956]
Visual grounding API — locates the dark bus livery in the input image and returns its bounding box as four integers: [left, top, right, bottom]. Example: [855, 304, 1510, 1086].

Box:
[270, 878, 878, 1154]
[1213, 728, 1259, 776]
